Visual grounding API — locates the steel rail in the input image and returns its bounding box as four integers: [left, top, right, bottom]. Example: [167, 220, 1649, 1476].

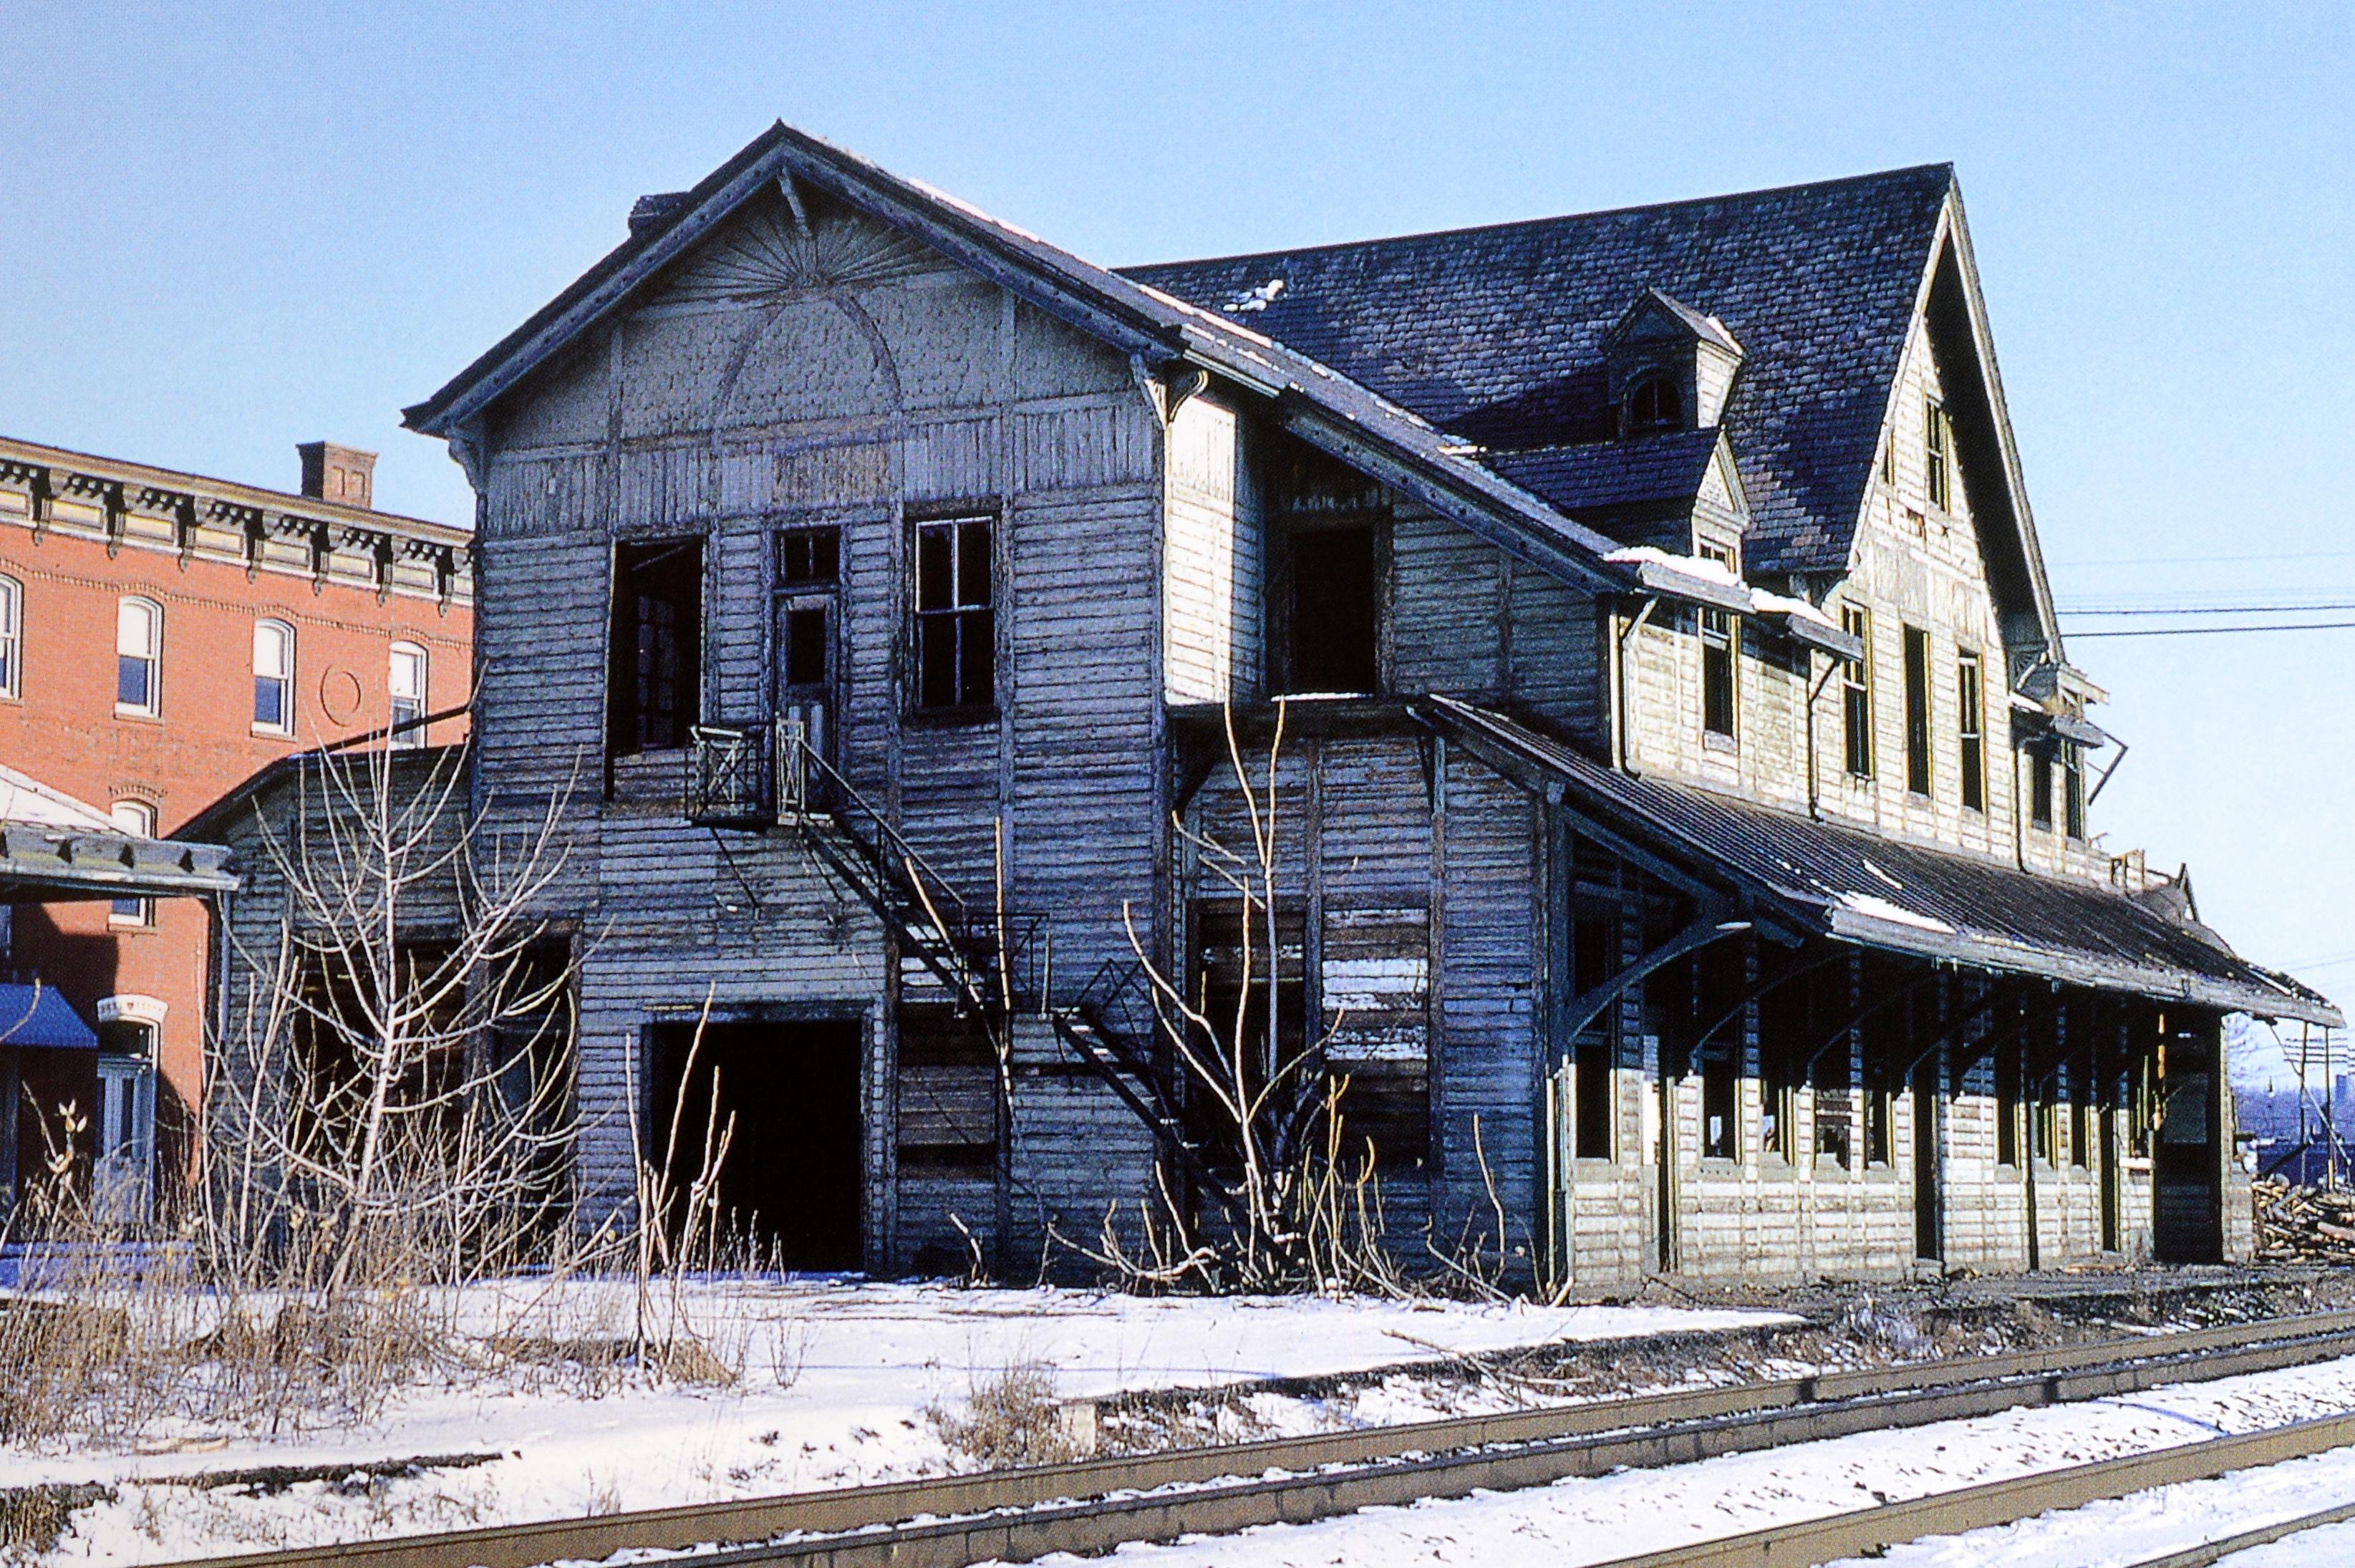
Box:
[1592, 1412, 2355, 1567]
[162, 1310, 2355, 1568]
[2124, 1496, 2355, 1568]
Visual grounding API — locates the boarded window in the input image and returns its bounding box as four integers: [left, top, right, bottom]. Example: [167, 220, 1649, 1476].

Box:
[1283, 527, 1380, 695]
[608, 538, 702, 755]
[1840, 604, 1872, 778]
[1957, 651, 1985, 813]
[1902, 625, 1932, 795]
[898, 1005, 998, 1171]
[1320, 906, 1431, 1171]
[914, 518, 994, 710]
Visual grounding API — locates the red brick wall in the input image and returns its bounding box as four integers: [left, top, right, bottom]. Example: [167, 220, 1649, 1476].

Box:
[0, 524, 473, 1148]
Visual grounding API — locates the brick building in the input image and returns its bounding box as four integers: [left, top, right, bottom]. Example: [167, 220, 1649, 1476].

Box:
[0, 435, 471, 1207]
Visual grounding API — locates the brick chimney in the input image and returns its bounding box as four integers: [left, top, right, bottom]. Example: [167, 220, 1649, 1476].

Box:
[296, 441, 377, 508]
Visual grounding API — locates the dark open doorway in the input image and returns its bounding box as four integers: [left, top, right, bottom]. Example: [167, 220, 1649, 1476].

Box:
[648, 1015, 865, 1271]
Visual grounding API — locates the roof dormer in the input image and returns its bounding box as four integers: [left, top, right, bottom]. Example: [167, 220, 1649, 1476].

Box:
[1605, 288, 1744, 437]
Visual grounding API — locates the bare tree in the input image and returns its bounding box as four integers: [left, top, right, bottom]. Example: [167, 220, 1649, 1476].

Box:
[206, 740, 589, 1307]
[1073, 702, 1404, 1294]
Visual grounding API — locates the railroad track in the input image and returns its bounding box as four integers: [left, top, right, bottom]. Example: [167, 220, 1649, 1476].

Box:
[170, 1308, 2355, 1568]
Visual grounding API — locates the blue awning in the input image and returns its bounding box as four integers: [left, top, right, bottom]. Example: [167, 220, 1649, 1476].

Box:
[0, 984, 98, 1050]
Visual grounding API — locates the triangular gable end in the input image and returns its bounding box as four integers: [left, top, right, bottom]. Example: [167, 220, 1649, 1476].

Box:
[403, 124, 1641, 600]
[1851, 185, 2064, 662]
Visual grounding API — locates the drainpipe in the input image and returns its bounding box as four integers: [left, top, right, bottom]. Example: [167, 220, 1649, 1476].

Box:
[1614, 597, 1660, 775]
[1803, 654, 1838, 821]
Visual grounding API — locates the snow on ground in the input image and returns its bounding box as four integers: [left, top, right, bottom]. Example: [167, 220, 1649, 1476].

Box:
[1827, 1446, 2355, 1565]
[1013, 1355, 2355, 1568]
[6, 1279, 1786, 1565]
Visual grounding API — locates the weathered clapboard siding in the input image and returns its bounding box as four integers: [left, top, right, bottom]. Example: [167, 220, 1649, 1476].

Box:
[1163, 392, 1261, 705]
[1390, 508, 1503, 698]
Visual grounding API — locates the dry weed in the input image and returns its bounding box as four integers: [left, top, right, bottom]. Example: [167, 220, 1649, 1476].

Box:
[926, 1361, 1087, 1469]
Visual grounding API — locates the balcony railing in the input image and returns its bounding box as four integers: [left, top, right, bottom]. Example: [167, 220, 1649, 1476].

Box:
[682, 723, 773, 828]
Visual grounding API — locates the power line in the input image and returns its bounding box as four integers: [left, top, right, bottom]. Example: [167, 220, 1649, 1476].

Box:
[2069, 620, 2355, 638]
[2061, 601, 2355, 617]
[2050, 549, 2355, 568]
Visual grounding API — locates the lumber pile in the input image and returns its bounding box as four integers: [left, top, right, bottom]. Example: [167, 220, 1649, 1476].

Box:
[2253, 1176, 2355, 1263]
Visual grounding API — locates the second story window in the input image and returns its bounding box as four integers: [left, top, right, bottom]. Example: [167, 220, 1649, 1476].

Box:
[1924, 397, 1953, 510]
[253, 619, 294, 735]
[1281, 526, 1381, 696]
[1902, 624, 1932, 796]
[1698, 541, 1737, 741]
[914, 517, 995, 712]
[1957, 651, 1985, 812]
[110, 800, 156, 926]
[607, 538, 702, 755]
[0, 575, 19, 699]
[390, 642, 427, 749]
[2062, 740, 2086, 839]
[116, 597, 160, 716]
[2030, 747, 2056, 830]
[1839, 604, 1872, 778]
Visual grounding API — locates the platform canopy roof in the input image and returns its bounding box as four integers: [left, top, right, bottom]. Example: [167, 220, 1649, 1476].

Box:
[1416, 699, 2343, 1029]
[0, 765, 236, 904]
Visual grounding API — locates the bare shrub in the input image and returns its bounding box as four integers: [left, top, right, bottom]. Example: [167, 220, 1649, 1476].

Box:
[926, 1361, 1086, 1468]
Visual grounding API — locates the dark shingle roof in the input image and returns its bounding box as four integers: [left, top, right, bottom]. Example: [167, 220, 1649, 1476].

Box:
[1122, 167, 1955, 574]
[1421, 699, 2342, 1026]
[1482, 430, 1723, 518]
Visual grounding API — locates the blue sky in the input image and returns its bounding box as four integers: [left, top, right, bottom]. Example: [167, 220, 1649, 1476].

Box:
[3, 2, 2349, 1010]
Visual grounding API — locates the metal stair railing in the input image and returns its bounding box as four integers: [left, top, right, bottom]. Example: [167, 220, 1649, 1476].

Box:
[772, 722, 1208, 1172]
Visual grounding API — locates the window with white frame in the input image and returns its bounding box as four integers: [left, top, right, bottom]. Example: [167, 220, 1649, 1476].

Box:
[253, 619, 294, 735]
[110, 800, 156, 926]
[0, 575, 19, 698]
[389, 642, 427, 747]
[116, 597, 160, 715]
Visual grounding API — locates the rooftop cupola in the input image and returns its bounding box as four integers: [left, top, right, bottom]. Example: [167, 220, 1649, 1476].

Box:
[1604, 288, 1744, 437]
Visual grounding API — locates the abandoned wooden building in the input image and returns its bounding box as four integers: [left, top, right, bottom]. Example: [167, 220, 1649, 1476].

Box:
[372, 123, 2341, 1284]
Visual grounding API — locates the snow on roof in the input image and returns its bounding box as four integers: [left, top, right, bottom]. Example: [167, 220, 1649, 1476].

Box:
[1604, 545, 1746, 591]
[0, 765, 123, 835]
[1750, 586, 1840, 632]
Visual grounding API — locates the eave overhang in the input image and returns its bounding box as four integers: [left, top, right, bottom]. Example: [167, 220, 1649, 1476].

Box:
[1413, 697, 2343, 1029]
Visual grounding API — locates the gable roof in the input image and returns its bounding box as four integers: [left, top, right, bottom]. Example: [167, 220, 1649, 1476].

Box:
[1122, 166, 1957, 579]
[1607, 288, 1743, 357]
[402, 123, 1639, 596]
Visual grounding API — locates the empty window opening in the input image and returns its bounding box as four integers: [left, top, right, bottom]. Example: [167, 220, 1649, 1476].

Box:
[1189, 901, 1309, 1179]
[783, 607, 830, 689]
[116, 596, 160, 715]
[1864, 1072, 1893, 1166]
[1902, 625, 1932, 795]
[1840, 604, 1873, 778]
[1996, 1035, 2022, 1168]
[109, 800, 156, 926]
[1694, 943, 1745, 1161]
[1758, 979, 1809, 1165]
[2030, 747, 2055, 830]
[608, 538, 702, 755]
[2069, 1048, 2094, 1169]
[1625, 375, 1683, 435]
[0, 575, 19, 698]
[389, 642, 428, 748]
[915, 517, 995, 711]
[1925, 397, 1953, 510]
[1283, 526, 1380, 695]
[647, 1016, 864, 1269]
[1957, 651, 1985, 813]
[1571, 901, 1617, 1161]
[777, 526, 841, 589]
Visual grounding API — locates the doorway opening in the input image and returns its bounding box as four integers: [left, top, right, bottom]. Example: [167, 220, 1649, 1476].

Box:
[647, 1015, 865, 1270]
